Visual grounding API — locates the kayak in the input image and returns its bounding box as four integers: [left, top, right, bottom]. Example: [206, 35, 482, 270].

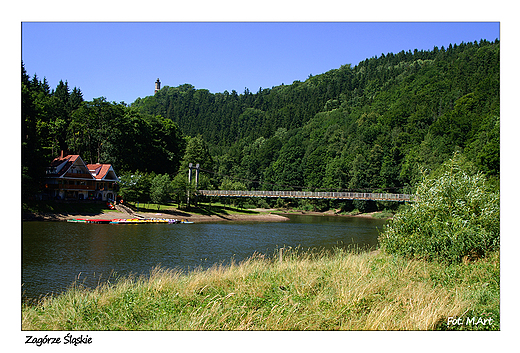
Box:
[67, 218, 193, 224]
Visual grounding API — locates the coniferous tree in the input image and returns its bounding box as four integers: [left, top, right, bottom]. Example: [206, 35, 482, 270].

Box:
[22, 39, 500, 202]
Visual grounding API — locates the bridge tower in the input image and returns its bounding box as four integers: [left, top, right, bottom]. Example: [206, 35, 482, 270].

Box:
[187, 163, 200, 207]
[154, 78, 161, 94]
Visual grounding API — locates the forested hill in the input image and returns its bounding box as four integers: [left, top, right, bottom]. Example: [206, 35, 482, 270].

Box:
[22, 39, 499, 202]
[132, 39, 499, 191]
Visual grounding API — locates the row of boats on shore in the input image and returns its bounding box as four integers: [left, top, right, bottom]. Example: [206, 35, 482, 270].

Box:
[67, 218, 194, 224]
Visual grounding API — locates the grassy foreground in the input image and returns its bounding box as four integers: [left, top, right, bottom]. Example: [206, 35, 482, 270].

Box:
[22, 248, 499, 330]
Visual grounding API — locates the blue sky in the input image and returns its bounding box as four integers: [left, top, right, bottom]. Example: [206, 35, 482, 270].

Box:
[21, 22, 499, 104]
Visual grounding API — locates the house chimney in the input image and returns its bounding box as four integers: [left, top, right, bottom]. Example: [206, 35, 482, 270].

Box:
[60, 149, 70, 159]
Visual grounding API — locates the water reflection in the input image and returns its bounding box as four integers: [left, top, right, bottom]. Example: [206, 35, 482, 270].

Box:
[22, 215, 386, 300]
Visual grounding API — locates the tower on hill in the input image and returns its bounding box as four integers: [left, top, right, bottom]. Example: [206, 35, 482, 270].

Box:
[155, 78, 161, 94]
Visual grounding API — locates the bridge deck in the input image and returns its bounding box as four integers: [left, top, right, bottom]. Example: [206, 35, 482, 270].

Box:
[198, 190, 414, 202]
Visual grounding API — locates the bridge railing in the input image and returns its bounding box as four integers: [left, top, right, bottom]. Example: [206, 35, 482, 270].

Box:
[198, 190, 414, 201]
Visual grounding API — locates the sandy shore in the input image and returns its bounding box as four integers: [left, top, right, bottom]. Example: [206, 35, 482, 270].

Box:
[23, 209, 290, 223]
[279, 210, 390, 219]
[24, 208, 391, 223]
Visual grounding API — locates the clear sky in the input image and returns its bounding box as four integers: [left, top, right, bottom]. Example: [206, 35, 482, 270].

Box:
[21, 22, 499, 105]
[8, 6, 519, 347]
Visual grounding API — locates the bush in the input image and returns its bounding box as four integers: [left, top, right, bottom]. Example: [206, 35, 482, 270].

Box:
[275, 197, 286, 209]
[256, 198, 271, 209]
[379, 155, 499, 263]
[353, 199, 370, 213]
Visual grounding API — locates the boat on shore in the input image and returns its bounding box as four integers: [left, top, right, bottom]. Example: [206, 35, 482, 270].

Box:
[67, 218, 192, 224]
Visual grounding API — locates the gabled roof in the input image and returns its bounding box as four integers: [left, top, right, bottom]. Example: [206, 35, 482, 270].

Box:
[47, 154, 94, 179]
[49, 154, 80, 168]
[46, 152, 119, 182]
[87, 163, 119, 181]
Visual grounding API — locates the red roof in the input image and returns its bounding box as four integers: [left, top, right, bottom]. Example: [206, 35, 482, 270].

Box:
[48, 155, 83, 177]
[47, 153, 118, 181]
[87, 163, 113, 180]
[50, 154, 80, 167]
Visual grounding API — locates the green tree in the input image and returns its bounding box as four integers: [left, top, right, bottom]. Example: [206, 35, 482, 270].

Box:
[67, 97, 121, 164]
[22, 63, 47, 199]
[465, 115, 499, 179]
[219, 178, 247, 191]
[68, 87, 84, 112]
[53, 80, 70, 103]
[171, 172, 189, 206]
[179, 134, 214, 173]
[118, 171, 153, 203]
[146, 115, 185, 175]
[302, 141, 327, 189]
[379, 154, 500, 263]
[150, 174, 173, 209]
[23, 39, 500, 202]
[264, 133, 305, 190]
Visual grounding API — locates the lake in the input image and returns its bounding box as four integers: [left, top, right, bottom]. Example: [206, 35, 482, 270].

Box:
[22, 214, 387, 301]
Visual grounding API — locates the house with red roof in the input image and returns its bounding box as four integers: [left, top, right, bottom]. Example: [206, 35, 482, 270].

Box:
[43, 151, 119, 201]
[86, 163, 120, 201]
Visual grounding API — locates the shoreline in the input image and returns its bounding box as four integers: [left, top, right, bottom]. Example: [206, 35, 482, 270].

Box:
[278, 210, 391, 219]
[22, 208, 392, 223]
[22, 248, 500, 331]
[22, 209, 290, 223]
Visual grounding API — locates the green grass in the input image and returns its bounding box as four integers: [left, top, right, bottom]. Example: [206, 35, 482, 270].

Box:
[371, 210, 394, 219]
[23, 200, 113, 215]
[22, 248, 499, 331]
[127, 201, 263, 217]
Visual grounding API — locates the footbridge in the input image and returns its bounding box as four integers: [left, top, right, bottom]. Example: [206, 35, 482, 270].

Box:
[198, 190, 414, 202]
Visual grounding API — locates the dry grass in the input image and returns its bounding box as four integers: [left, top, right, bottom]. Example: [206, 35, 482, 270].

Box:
[22, 248, 499, 331]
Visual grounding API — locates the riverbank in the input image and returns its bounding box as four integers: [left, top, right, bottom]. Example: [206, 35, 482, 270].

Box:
[22, 248, 499, 330]
[22, 204, 392, 223]
[278, 209, 393, 219]
[23, 209, 290, 223]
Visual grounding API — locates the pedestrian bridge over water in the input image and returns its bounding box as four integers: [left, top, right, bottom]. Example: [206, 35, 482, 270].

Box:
[198, 190, 414, 202]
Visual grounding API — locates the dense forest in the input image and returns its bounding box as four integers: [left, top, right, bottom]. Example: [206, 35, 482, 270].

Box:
[22, 39, 499, 209]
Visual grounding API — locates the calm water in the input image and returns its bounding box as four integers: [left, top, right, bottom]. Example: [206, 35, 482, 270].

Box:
[22, 215, 387, 300]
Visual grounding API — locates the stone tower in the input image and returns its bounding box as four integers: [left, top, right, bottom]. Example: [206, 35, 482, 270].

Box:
[155, 78, 161, 94]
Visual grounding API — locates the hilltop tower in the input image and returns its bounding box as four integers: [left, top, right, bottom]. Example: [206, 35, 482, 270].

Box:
[155, 78, 161, 94]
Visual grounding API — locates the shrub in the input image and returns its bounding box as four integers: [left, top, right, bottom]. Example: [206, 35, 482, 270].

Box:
[379, 155, 499, 263]
[275, 197, 286, 209]
[256, 198, 271, 209]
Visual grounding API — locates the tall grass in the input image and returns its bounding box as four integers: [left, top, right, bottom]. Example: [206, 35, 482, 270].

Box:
[22, 248, 499, 330]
